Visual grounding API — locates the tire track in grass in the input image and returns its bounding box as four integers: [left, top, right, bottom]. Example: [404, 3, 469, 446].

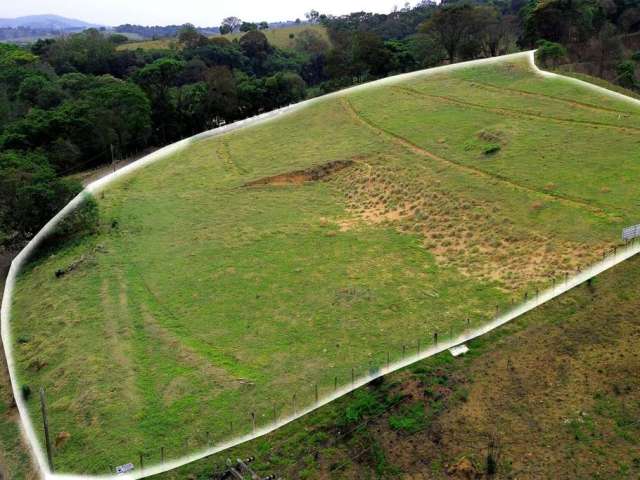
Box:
[339, 97, 610, 220]
[217, 140, 247, 176]
[395, 85, 640, 135]
[465, 79, 635, 116]
[139, 304, 244, 392]
[100, 274, 140, 407]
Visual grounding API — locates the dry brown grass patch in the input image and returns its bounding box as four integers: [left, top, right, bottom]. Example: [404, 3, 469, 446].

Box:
[331, 163, 607, 293]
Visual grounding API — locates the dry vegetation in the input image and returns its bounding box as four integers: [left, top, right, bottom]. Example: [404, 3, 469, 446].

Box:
[330, 160, 603, 292]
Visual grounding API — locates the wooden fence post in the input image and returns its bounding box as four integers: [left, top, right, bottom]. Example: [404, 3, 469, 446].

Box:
[39, 387, 54, 472]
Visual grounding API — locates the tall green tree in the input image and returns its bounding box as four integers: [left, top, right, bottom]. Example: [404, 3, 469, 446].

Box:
[0, 150, 81, 243]
[419, 4, 477, 63]
[134, 58, 185, 143]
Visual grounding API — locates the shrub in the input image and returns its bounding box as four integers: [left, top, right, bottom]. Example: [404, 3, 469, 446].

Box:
[388, 403, 426, 433]
[483, 144, 501, 155]
[21, 385, 31, 401]
[0, 150, 83, 247]
[616, 60, 636, 89]
[536, 40, 567, 68]
[340, 389, 385, 426]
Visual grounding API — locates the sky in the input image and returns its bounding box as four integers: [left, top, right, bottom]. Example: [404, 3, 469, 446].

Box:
[0, 0, 411, 27]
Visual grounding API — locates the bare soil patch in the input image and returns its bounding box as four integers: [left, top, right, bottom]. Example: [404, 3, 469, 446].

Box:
[244, 160, 354, 187]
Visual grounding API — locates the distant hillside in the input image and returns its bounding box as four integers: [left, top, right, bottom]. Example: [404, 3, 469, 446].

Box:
[0, 14, 101, 29]
[118, 24, 328, 51]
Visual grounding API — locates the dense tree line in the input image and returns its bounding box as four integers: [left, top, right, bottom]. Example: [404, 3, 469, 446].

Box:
[522, 0, 640, 88]
[114, 24, 218, 39]
[0, 26, 86, 41]
[1, 0, 638, 248]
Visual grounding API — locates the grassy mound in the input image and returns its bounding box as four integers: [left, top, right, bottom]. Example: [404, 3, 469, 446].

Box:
[10, 52, 640, 474]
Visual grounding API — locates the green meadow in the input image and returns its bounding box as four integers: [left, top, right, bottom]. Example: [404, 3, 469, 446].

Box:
[10, 52, 640, 474]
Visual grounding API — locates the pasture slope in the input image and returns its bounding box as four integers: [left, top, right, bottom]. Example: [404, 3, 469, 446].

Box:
[4, 51, 640, 477]
[152, 250, 640, 480]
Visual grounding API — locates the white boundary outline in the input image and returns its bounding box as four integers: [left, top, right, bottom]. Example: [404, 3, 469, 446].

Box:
[3, 50, 640, 480]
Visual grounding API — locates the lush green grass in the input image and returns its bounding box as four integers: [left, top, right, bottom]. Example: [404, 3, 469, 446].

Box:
[118, 25, 328, 51]
[10, 53, 640, 474]
[150, 253, 640, 480]
[553, 66, 640, 101]
[0, 268, 35, 480]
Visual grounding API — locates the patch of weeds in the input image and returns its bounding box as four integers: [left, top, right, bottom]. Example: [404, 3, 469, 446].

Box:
[370, 437, 401, 477]
[38, 195, 100, 254]
[298, 463, 318, 479]
[389, 402, 426, 433]
[451, 386, 469, 404]
[340, 389, 386, 426]
[430, 456, 445, 475]
[483, 144, 501, 155]
[594, 393, 638, 442]
[566, 415, 596, 443]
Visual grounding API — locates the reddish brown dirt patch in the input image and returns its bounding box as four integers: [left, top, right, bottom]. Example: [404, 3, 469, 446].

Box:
[244, 160, 354, 187]
[54, 432, 71, 449]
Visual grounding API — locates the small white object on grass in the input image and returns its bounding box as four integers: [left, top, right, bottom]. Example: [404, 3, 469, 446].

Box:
[115, 463, 134, 474]
[449, 344, 469, 357]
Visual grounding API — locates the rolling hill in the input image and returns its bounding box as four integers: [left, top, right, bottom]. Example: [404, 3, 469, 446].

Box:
[7, 51, 640, 475]
[117, 24, 329, 51]
[0, 14, 101, 29]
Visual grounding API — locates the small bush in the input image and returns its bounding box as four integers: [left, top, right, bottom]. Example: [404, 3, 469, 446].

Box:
[486, 451, 497, 475]
[33, 194, 100, 261]
[536, 40, 567, 68]
[389, 403, 426, 433]
[54, 194, 99, 240]
[21, 384, 31, 401]
[616, 60, 637, 89]
[483, 144, 501, 155]
[340, 389, 384, 426]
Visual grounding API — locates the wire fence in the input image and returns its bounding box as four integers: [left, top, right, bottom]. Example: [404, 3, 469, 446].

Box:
[34, 238, 638, 477]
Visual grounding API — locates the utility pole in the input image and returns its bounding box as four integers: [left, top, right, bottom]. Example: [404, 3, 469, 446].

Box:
[39, 387, 54, 472]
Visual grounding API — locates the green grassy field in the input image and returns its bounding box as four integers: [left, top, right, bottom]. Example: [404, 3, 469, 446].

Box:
[10, 52, 640, 474]
[0, 260, 36, 480]
[117, 25, 328, 51]
[150, 246, 640, 480]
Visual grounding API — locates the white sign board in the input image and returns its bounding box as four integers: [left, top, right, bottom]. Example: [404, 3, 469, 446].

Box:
[116, 463, 134, 474]
[622, 224, 640, 241]
[449, 344, 469, 357]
